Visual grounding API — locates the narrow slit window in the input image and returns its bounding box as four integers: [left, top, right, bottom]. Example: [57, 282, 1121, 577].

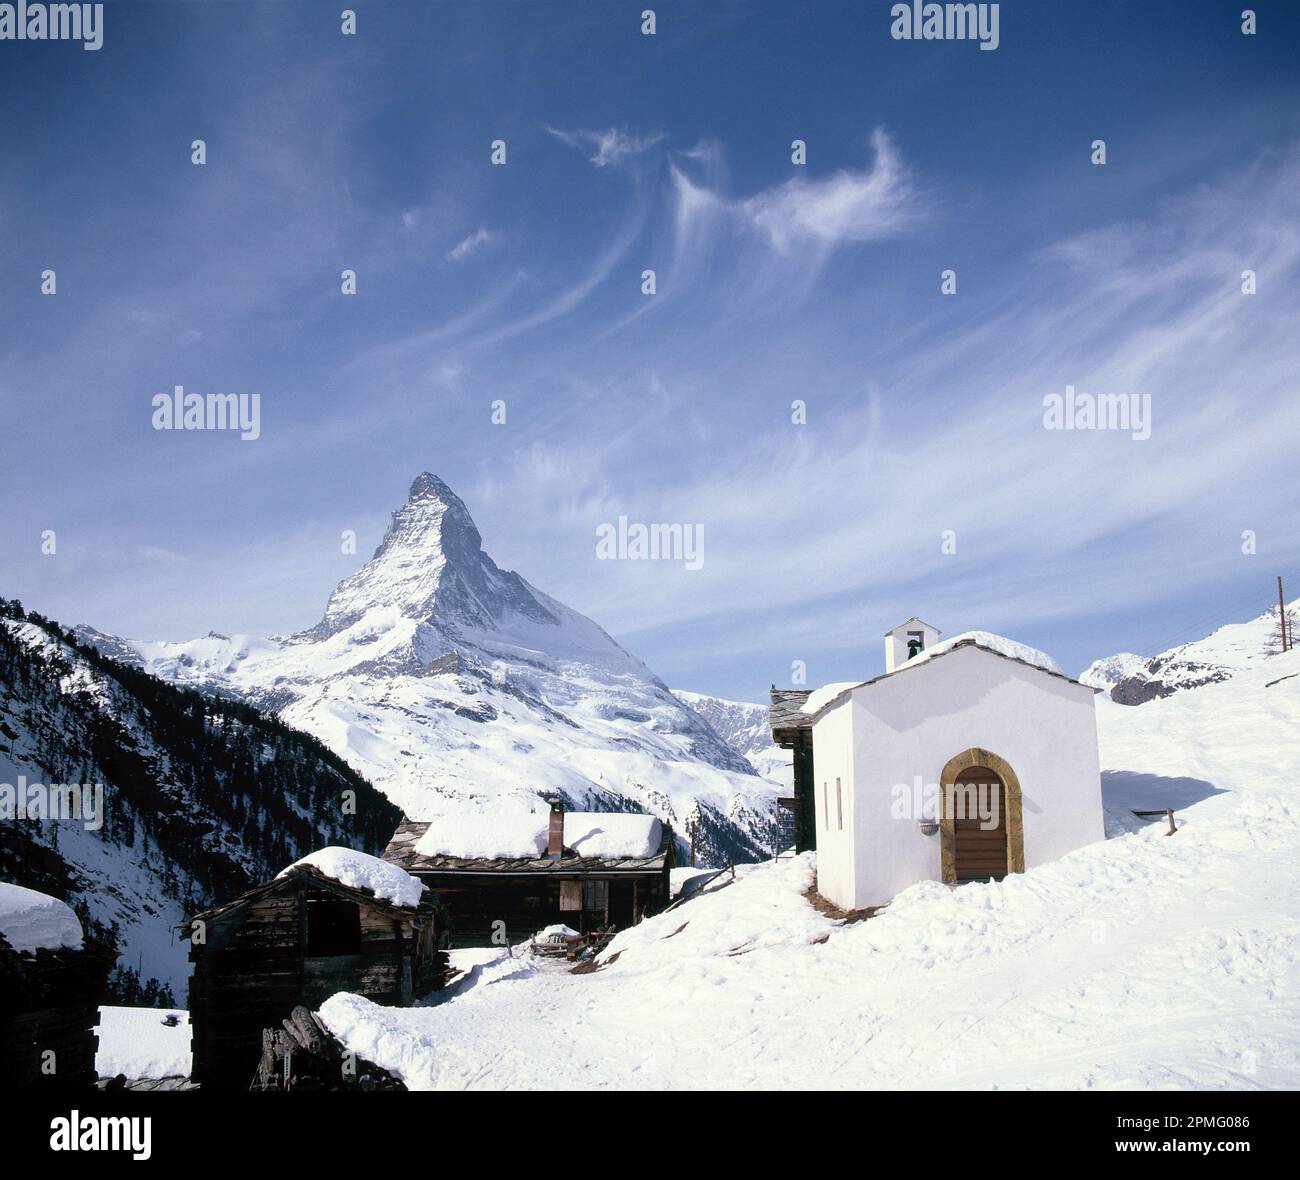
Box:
[836, 777, 843, 830]
[823, 781, 829, 828]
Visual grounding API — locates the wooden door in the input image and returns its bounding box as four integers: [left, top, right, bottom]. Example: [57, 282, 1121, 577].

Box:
[951, 766, 1008, 882]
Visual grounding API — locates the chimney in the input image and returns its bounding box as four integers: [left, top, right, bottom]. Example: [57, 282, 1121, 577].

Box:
[547, 799, 565, 860]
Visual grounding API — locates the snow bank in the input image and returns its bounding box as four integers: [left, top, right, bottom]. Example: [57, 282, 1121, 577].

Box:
[0, 881, 84, 953]
[912, 631, 1065, 676]
[415, 805, 549, 859]
[565, 813, 661, 858]
[277, 847, 425, 908]
[96, 1007, 191, 1080]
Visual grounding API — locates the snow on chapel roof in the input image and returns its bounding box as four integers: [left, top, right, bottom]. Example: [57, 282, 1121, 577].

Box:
[276, 847, 426, 908]
[910, 631, 1064, 676]
[803, 631, 1086, 722]
[0, 881, 85, 954]
[800, 682, 862, 715]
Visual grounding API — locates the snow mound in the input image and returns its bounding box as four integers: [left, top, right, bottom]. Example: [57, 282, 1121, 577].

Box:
[0, 881, 84, 953]
[534, 924, 579, 943]
[277, 847, 425, 908]
[566, 813, 662, 858]
[96, 1007, 191, 1080]
[415, 805, 549, 859]
[800, 682, 860, 715]
[912, 631, 1065, 676]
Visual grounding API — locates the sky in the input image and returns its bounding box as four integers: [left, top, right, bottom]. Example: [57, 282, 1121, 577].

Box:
[1, 0, 1298, 702]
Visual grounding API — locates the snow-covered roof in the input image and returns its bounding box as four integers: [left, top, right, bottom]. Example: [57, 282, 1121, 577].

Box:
[799, 682, 861, 715]
[803, 632, 1088, 722]
[566, 813, 662, 859]
[276, 847, 426, 908]
[0, 881, 85, 954]
[411, 807, 664, 862]
[910, 631, 1064, 675]
[414, 806, 550, 860]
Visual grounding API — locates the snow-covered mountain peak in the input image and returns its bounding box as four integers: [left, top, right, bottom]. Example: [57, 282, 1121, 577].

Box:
[1079, 652, 1147, 691]
[319, 472, 556, 637]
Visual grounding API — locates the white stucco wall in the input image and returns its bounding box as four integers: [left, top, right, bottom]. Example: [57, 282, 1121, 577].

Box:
[812, 644, 1104, 909]
[810, 696, 855, 910]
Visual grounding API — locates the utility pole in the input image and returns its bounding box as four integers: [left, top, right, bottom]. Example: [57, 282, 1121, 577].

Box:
[1279, 576, 1290, 653]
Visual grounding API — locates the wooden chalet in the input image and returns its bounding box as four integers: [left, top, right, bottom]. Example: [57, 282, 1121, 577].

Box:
[0, 888, 116, 1091]
[182, 850, 446, 1091]
[770, 687, 817, 853]
[383, 804, 674, 949]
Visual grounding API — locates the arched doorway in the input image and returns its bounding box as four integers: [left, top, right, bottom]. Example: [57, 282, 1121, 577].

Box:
[939, 748, 1025, 886]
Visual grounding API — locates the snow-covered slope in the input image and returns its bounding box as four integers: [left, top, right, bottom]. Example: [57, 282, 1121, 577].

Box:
[672, 689, 792, 786]
[320, 646, 1300, 1090]
[0, 604, 400, 998]
[1090, 599, 1297, 704]
[79, 474, 776, 866]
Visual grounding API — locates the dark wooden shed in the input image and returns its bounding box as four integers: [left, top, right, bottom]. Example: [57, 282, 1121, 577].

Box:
[383, 810, 674, 949]
[0, 917, 115, 1090]
[182, 855, 446, 1091]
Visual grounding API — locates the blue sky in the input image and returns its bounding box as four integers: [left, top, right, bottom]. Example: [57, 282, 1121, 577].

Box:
[2, 0, 1298, 701]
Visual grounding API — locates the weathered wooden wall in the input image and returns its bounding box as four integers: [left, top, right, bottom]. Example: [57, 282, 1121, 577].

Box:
[189, 883, 434, 1091]
[421, 872, 670, 948]
[0, 941, 114, 1090]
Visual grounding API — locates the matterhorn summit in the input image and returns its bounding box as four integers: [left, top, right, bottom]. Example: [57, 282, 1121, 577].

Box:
[320, 473, 558, 637]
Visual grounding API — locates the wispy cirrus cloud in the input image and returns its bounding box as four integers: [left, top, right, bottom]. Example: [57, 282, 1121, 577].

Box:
[672, 128, 923, 254]
[448, 227, 496, 261]
[741, 129, 921, 251]
[546, 125, 666, 168]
